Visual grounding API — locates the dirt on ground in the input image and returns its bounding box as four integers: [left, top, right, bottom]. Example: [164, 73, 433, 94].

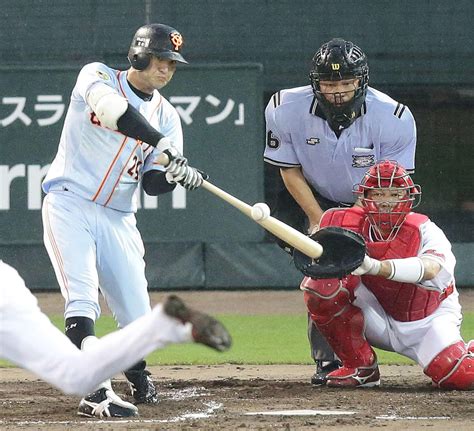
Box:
[1, 289, 473, 430]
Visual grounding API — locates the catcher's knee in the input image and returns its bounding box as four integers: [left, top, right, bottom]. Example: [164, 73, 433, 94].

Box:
[301, 276, 357, 325]
[424, 340, 474, 390]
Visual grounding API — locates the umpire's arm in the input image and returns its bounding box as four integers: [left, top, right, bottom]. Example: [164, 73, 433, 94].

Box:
[280, 167, 324, 233]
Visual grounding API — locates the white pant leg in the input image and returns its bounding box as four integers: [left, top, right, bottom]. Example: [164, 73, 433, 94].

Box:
[354, 282, 463, 367]
[42, 191, 100, 321]
[388, 293, 463, 367]
[96, 206, 150, 328]
[353, 283, 396, 352]
[0, 261, 192, 397]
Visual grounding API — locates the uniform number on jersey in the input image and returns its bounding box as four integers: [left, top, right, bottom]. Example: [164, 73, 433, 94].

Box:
[266, 130, 280, 149]
[127, 155, 143, 180]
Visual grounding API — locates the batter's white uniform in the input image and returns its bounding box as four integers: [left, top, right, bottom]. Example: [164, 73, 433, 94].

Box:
[355, 220, 462, 368]
[0, 261, 192, 396]
[42, 62, 183, 325]
[264, 86, 416, 204]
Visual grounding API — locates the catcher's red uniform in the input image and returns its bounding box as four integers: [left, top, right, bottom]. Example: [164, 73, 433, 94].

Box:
[301, 207, 473, 390]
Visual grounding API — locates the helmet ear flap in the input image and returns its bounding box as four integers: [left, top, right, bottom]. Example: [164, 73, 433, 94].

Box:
[128, 52, 150, 71]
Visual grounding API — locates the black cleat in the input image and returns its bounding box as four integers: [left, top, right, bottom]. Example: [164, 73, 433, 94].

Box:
[311, 360, 342, 386]
[164, 295, 232, 352]
[77, 387, 138, 418]
[124, 369, 158, 404]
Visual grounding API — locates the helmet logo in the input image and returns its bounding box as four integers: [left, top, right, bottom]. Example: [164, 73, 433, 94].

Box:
[170, 32, 183, 51]
[331, 63, 340, 70]
[136, 36, 150, 47]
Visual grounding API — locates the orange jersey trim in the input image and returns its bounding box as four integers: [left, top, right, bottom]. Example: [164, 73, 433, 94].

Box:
[92, 136, 129, 202]
[104, 142, 140, 206]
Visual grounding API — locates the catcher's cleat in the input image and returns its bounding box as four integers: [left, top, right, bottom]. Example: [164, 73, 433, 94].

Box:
[164, 295, 232, 352]
[326, 362, 380, 388]
[311, 360, 342, 386]
[77, 387, 138, 418]
[467, 340, 474, 353]
[124, 369, 158, 404]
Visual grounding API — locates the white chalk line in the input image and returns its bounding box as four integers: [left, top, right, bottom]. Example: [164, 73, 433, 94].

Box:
[245, 409, 356, 416]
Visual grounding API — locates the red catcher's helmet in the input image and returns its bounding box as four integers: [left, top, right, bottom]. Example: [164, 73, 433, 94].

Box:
[354, 160, 421, 241]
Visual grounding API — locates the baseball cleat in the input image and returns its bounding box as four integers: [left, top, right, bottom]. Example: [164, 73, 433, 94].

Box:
[311, 360, 342, 386]
[124, 369, 158, 404]
[164, 295, 232, 352]
[326, 362, 380, 388]
[467, 340, 474, 353]
[77, 387, 139, 418]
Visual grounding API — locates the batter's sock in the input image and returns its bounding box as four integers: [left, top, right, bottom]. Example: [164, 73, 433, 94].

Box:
[65, 316, 95, 349]
[126, 359, 147, 374]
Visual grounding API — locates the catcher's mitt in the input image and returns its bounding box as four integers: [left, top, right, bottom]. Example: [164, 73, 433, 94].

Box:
[293, 227, 366, 279]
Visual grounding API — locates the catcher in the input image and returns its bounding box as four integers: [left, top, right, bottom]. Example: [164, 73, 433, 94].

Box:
[294, 160, 473, 389]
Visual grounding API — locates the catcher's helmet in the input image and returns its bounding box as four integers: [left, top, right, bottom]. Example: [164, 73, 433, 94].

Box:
[355, 160, 421, 241]
[309, 38, 369, 130]
[128, 23, 188, 71]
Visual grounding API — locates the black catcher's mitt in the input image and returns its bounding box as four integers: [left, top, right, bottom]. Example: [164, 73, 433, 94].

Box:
[293, 227, 366, 279]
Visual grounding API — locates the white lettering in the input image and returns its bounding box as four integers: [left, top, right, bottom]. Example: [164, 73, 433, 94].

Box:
[27, 164, 50, 209]
[0, 164, 186, 211]
[0, 164, 26, 210]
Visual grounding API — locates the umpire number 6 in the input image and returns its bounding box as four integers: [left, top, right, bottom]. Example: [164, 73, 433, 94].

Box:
[267, 131, 280, 149]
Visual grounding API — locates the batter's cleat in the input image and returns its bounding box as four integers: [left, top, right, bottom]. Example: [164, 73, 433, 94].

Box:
[124, 369, 158, 404]
[326, 362, 381, 388]
[77, 387, 139, 418]
[311, 360, 342, 386]
[163, 295, 232, 352]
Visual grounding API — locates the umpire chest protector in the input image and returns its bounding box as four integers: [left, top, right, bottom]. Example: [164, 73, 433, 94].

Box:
[322, 209, 451, 322]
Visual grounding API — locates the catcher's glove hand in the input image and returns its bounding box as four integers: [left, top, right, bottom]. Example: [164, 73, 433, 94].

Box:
[293, 227, 366, 279]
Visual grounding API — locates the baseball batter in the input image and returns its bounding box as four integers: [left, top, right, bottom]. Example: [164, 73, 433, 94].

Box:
[300, 161, 473, 390]
[0, 260, 231, 415]
[41, 23, 204, 417]
[264, 38, 417, 384]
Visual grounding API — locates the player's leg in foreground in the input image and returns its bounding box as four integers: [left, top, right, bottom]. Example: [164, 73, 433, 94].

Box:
[0, 261, 232, 406]
[301, 275, 380, 388]
[76, 295, 232, 418]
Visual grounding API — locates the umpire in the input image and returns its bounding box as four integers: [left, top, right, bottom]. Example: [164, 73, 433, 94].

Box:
[263, 38, 417, 384]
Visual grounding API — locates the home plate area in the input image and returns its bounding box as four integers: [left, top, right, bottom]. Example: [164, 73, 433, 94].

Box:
[0, 365, 472, 430]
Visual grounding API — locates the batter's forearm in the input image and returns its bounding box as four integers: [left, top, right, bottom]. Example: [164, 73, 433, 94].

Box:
[116, 104, 168, 148]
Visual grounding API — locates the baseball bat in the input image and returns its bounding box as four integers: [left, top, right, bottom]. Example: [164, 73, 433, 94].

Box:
[157, 153, 323, 259]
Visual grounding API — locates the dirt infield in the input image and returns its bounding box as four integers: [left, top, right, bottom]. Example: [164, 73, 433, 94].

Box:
[1, 289, 473, 430]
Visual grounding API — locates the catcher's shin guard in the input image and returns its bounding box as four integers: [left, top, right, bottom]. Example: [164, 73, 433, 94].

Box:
[301, 276, 375, 368]
[424, 340, 474, 390]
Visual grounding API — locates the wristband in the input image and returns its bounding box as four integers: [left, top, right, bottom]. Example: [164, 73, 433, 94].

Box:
[387, 257, 425, 283]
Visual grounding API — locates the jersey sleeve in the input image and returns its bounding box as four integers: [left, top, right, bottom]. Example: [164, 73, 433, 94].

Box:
[418, 221, 456, 292]
[143, 105, 184, 174]
[72, 62, 119, 104]
[263, 96, 300, 168]
[379, 105, 417, 172]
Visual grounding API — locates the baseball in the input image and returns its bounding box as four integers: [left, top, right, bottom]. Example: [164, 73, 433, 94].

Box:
[251, 202, 271, 221]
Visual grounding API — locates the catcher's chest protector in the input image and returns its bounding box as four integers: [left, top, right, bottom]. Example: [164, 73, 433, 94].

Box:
[363, 214, 450, 322]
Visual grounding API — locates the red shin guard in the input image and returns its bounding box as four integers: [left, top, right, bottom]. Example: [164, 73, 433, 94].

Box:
[301, 276, 375, 368]
[424, 340, 474, 390]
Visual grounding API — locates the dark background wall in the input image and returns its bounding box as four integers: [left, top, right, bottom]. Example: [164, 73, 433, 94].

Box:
[1, 0, 473, 288]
